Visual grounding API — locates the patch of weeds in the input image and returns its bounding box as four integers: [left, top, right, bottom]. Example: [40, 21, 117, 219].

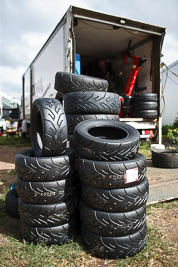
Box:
[0, 238, 83, 267]
[0, 136, 31, 147]
[115, 224, 176, 267]
[139, 141, 151, 159]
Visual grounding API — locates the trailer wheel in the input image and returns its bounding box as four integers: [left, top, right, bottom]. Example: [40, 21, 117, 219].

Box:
[5, 188, 20, 219]
[16, 177, 77, 204]
[15, 149, 74, 182]
[64, 92, 121, 115]
[19, 198, 78, 227]
[152, 149, 178, 168]
[77, 153, 146, 189]
[21, 221, 77, 245]
[82, 223, 147, 259]
[73, 120, 140, 161]
[54, 72, 108, 93]
[30, 98, 68, 157]
[81, 177, 149, 212]
[80, 202, 146, 236]
[66, 114, 119, 135]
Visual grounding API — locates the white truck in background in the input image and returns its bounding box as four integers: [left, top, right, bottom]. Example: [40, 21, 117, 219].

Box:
[22, 6, 165, 143]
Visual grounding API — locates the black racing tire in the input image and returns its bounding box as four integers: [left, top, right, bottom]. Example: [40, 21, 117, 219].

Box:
[133, 102, 158, 111]
[134, 110, 158, 119]
[122, 106, 132, 115]
[82, 223, 147, 259]
[80, 202, 146, 236]
[19, 197, 78, 227]
[16, 177, 77, 204]
[54, 72, 108, 93]
[66, 114, 120, 135]
[73, 120, 140, 161]
[21, 221, 76, 245]
[81, 177, 149, 212]
[5, 188, 20, 219]
[133, 93, 158, 102]
[15, 149, 74, 182]
[55, 91, 63, 103]
[64, 92, 121, 115]
[77, 153, 146, 189]
[30, 98, 68, 157]
[152, 149, 178, 168]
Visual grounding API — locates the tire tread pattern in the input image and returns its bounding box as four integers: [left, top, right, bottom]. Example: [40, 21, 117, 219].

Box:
[81, 178, 149, 212]
[82, 224, 147, 259]
[54, 72, 108, 93]
[80, 202, 146, 236]
[66, 114, 120, 135]
[16, 178, 77, 204]
[30, 98, 68, 157]
[21, 222, 76, 245]
[19, 198, 78, 227]
[64, 92, 120, 115]
[15, 149, 73, 182]
[77, 153, 146, 188]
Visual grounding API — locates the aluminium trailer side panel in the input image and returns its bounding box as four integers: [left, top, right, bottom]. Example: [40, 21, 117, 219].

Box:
[23, 68, 31, 120]
[22, 8, 73, 120]
[31, 25, 65, 103]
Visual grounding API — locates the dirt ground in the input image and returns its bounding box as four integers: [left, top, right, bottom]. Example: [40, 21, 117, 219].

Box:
[0, 145, 178, 255]
[0, 146, 30, 193]
[147, 159, 178, 185]
[0, 146, 30, 170]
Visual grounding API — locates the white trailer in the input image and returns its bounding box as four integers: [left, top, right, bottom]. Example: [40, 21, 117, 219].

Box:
[22, 6, 165, 142]
[162, 60, 178, 125]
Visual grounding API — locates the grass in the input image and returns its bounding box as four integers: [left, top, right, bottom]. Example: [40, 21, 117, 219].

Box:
[0, 136, 31, 147]
[138, 141, 151, 159]
[0, 175, 177, 267]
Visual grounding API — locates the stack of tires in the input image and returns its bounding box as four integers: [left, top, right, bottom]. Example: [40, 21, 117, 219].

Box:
[122, 96, 133, 117]
[54, 72, 120, 136]
[73, 119, 149, 259]
[132, 93, 158, 119]
[15, 98, 78, 245]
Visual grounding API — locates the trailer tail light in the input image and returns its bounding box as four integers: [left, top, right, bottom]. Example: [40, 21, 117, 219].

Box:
[142, 130, 154, 138]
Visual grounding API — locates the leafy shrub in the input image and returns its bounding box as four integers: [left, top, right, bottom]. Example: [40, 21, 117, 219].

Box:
[167, 128, 178, 144]
[162, 125, 170, 136]
[172, 120, 178, 129]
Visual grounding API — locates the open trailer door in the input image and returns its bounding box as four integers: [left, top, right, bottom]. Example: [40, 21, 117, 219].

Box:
[71, 6, 165, 141]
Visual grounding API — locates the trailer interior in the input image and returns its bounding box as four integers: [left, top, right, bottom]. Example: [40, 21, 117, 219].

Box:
[73, 15, 164, 139]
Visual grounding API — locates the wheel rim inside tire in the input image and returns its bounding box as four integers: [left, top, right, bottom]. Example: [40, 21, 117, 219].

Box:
[88, 126, 128, 140]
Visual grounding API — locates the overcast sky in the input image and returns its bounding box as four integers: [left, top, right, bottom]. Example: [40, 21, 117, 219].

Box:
[0, 0, 178, 100]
